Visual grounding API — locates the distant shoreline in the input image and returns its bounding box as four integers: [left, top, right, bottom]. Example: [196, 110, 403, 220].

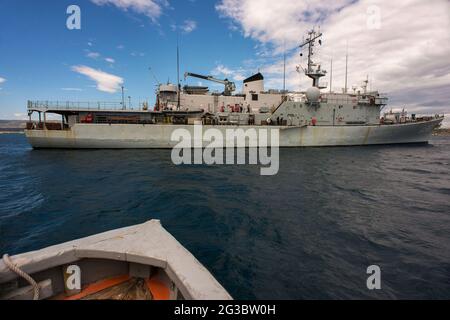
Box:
[0, 131, 25, 134]
[0, 128, 25, 132]
[0, 120, 26, 134]
[433, 128, 450, 136]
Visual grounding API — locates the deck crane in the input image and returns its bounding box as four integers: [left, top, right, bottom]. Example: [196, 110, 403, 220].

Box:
[184, 72, 236, 96]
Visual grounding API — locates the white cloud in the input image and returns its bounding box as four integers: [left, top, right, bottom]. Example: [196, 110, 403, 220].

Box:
[171, 19, 198, 34]
[212, 64, 233, 76]
[71, 65, 124, 93]
[216, 0, 450, 114]
[86, 52, 116, 65]
[86, 51, 101, 59]
[13, 113, 28, 120]
[180, 20, 197, 33]
[0, 77, 6, 84]
[233, 74, 246, 82]
[90, 0, 167, 21]
[217, 0, 354, 50]
[117, 44, 125, 49]
[211, 64, 247, 83]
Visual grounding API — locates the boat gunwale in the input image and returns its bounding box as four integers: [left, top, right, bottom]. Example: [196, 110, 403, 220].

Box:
[0, 220, 232, 300]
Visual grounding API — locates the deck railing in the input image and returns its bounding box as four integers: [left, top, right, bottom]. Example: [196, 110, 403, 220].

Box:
[27, 100, 149, 111]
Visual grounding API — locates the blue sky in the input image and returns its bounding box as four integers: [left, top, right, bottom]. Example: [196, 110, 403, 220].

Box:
[0, 0, 264, 119]
[1, 0, 449, 121]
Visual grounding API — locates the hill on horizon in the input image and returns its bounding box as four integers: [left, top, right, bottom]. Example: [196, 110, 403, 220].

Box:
[0, 120, 27, 132]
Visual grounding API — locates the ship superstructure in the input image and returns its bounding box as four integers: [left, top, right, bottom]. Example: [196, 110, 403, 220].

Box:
[24, 29, 444, 149]
[156, 71, 284, 115]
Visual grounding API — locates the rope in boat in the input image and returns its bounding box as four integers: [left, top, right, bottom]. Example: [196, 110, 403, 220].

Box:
[2, 254, 40, 300]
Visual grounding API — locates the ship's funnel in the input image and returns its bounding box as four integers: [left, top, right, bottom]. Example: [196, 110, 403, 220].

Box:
[243, 73, 264, 95]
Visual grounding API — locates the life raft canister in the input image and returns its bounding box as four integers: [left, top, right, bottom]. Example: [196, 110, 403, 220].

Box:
[85, 113, 93, 123]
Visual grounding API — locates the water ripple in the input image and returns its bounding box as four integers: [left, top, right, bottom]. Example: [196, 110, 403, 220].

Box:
[0, 134, 449, 299]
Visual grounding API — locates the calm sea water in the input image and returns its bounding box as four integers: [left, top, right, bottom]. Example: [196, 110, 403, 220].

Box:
[0, 133, 449, 299]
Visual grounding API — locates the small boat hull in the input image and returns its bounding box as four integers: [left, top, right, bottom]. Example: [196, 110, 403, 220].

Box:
[0, 220, 232, 300]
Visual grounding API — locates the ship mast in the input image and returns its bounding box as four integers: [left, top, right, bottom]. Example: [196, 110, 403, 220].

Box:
[329, 58, 333, 93]
[283, 39, 286, 95]
[299, 29, 327, 88]
[344, 42, 348, 93]
[176, 38, 181, 110]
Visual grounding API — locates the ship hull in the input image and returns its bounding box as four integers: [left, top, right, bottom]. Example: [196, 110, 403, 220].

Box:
[25, 118, 442, 149]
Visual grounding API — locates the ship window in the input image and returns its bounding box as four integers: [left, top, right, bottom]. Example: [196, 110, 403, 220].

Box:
[252, 94, 259, 101]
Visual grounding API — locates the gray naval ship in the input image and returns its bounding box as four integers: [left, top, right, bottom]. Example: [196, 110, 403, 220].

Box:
[25, 29, 444, 148]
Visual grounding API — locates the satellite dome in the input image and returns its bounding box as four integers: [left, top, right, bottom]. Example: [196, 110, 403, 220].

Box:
[306, 87, 321, 103]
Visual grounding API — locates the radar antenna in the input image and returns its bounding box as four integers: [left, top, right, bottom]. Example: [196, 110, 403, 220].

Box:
[299, 28, 327, 88]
